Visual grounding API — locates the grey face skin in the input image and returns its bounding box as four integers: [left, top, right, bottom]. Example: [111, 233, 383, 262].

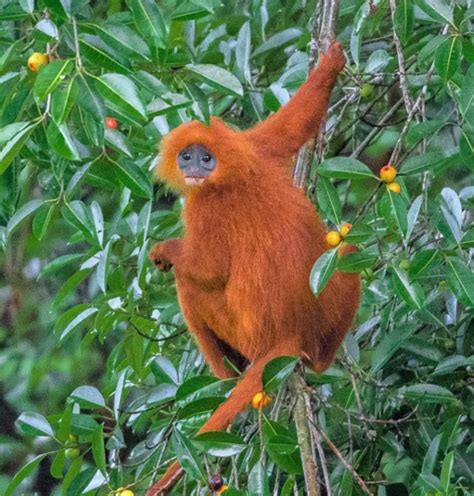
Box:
[177, 144, 216, 186]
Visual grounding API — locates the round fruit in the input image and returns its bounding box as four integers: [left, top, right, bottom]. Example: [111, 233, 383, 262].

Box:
[360, 83, 373, 98]
[27, 52, 49, 72]
[105, 117, 119, 129]
[116, 489, 134, 496]
[387, 181, 401, 193]
[399, 259, 410, 270]
[68, 434, 78, 443]
[251, 391, 272, 409]
[340, 223, 352, 237]
[209, 474, 224, 491]
[65, 447, 80, 459]
[218, 485, 229, 494]
[326, 231, 342, 247]
[379, 164, 397, 183]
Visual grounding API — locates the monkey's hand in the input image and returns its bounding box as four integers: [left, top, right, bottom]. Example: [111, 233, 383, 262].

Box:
[149, 239, 182, 272]
[318, 41, 345, 76]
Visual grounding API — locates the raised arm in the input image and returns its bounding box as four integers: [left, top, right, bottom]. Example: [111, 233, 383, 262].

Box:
[244, 42, 345, 160]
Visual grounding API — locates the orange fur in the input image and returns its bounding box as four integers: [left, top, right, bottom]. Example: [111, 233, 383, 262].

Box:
[147, 42, 359, 495]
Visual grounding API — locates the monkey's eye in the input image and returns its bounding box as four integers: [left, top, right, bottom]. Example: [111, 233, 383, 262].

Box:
[201, 155, 211, 163]
[181, 152, 191, 161]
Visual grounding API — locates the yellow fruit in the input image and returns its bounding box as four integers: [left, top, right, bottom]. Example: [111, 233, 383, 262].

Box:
[218, 485, 229, 494]
[65, 447, 80, 459]
[326, 231, 342, 247]
[251, 391, 272, 409]
[387, 182, 401, 193]
[27, 52, 49, 72]
[340, 223, 352, 237]
[360, 83, 373, 98]
[116, 490, 134, 496]
[379, 164, 397, 183]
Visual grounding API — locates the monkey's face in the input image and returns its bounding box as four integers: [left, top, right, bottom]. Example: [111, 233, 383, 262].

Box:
[177, 144, 216, 186]
[157, 118, 256, 194]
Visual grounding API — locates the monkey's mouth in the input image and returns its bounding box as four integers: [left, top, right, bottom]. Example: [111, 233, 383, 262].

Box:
[184, 177, 206, 186]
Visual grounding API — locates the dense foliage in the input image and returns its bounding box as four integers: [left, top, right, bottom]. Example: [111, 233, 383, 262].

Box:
[0, 0, 472, 495]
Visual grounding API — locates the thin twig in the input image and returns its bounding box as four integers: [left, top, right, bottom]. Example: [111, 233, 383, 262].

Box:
[308, 418, 372, 495]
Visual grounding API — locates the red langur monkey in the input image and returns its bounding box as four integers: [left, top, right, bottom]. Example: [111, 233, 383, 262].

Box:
[148, 42, 359, 495]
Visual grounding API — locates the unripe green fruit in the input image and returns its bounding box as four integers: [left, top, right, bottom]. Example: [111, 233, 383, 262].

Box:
[360, 83, 373, 98]
[65, 447, 80, 459]
[399, 259, 410, 270]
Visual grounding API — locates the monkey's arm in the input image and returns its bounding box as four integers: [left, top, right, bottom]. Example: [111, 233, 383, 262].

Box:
[244, 42, 345, 160]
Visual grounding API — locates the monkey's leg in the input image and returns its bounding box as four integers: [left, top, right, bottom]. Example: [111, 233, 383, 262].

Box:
[146, 341, 301, 495]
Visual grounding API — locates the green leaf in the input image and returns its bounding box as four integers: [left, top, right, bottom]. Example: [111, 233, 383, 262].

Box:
[422, 434, 441, 474]
[39, 253, 83, 278]
[381, 190, 407, 236]
[43, 0, 71, 18]
[400, 149, 457, 175]
[402, 384, 455, 404]
[5, 454, 47, 496]
[446, 258, 474, 306]
[32, 204, 55, 240]
[80, 35, 132, 74]
[104, 128, 133, 158]
[33, 59, 72, 102]
[193, 431, 246, 457]
[394, 0, 414, 45]
[16, 411, 54, 437]
[77, 75, 105, 121]
[415, 0, 454, 26]
[235, 21, 251, 83]
[337, 251, 377, 273]
[6, 199, 46, 237]
[391, 267, 424, 309]
[47, 120, 80, 161]
[56, 305, 99, 341]
[70, 385, 106, 409]
[34, 19, 59, 41]
[248, 461, 270, 496]
[309, 248, 338, 295]
[252, 28, 302, 57]
[316, 177, 341, 224]
[95, 23, 151, 61]
[187, 64, 243, 97]
[318, 157, 375, 180]
[127, 0, 168, 50]
[111, 158, 152, 199]
[178, 397, 225, 419]
[172, 429, 206, 481]
[371, 324, 417, 373]
[409, 249, 440, 280]
[435, 35, 462, 82]
[440, 451, 454, 491]
[92, 424, 107, 475]
[96, 241, 112, 293]
[96, 73, 146, 123]
[263, 356, 298, 393]
[51, 79, 79, 124]
[0, 122, 38, 174]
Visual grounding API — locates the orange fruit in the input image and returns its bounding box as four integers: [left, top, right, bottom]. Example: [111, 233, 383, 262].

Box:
[326, 231, 342, 247]
[379, 164, 397, 183]
[387, 182, 401, 193]
[27, 52, 49, 71]
[251, 391, 272, 409]
[340, 223, 352, 237]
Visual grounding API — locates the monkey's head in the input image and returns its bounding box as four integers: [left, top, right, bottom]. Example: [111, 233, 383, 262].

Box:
[156, 118, 256, 194]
